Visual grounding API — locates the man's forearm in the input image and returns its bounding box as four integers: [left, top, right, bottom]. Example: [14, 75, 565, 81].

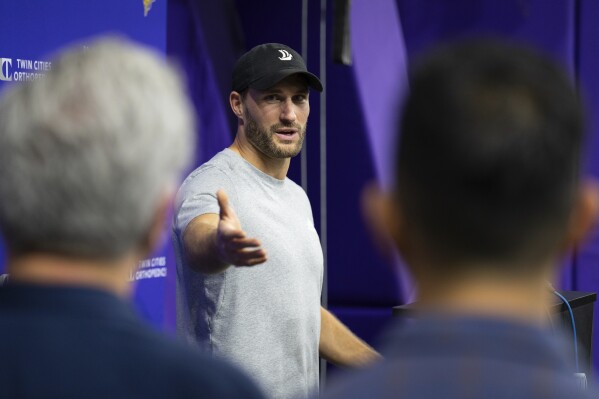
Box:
[183, 215, 230, 274]
[319, 307, 381, 367]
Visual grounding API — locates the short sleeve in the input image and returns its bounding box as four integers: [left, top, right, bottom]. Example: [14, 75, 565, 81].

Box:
[173, 165, 237, 237]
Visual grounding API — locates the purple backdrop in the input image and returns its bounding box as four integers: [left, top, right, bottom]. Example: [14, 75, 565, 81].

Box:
[2, 0, 599, 374]
[574, 0, 599, 367]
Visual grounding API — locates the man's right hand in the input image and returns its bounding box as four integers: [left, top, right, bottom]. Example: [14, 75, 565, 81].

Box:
[182, 189, 267, 274]
[215, 189, 267, 267]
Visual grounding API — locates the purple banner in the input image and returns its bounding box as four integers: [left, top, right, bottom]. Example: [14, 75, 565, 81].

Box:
[0, 0, 171, 330]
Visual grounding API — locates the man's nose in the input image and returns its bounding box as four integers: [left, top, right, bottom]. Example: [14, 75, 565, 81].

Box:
[280, 99, 297, 122]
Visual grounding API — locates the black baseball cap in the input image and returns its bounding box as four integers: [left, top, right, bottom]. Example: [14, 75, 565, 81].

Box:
[232, 43, 323, 93]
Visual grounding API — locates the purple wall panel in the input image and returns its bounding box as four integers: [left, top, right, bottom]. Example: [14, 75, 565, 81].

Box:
[164, 0, 244, 330]
[167, 0, 235, 169]
[347, 0, 413, 303]
[574, 0, 599, 369]
[325, 0, 404, 307]
[578, 0, 599, 210]
[397, 0, 575, 73]
[325, 58, 399, 306]
[351, 0, 409, 190]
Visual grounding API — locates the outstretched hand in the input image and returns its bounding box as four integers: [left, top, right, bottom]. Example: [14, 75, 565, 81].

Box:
[215, 189, 267, 266]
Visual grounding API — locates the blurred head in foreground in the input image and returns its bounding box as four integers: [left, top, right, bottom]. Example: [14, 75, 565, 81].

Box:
[364, 39, 598, 318]
[0, 37, 195, 295]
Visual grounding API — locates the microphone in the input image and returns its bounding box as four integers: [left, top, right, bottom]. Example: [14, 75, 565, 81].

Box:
[547, 281, 586, 390]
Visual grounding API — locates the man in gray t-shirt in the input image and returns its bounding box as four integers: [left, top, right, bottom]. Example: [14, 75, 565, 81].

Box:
[173, 43, 379, 399]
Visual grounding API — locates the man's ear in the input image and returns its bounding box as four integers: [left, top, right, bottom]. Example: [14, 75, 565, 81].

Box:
[562, 179, 599, 251]
[361, 182, 405, 261]
[229, 91, 244, 119]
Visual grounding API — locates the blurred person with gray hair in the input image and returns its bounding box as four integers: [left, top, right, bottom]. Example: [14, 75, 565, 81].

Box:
[0, 37, 265, 399]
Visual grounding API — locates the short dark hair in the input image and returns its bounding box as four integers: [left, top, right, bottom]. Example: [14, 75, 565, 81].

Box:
[397, 39, 584, 272]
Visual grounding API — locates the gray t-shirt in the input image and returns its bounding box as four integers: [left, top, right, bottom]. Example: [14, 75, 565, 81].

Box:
[173, 149, 324, 399]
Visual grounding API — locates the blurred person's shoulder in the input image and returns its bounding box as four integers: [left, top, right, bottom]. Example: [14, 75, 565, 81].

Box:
[0, 284, 265, 399]
[109, 304, 266, 399]
[322, 316, 598, 399]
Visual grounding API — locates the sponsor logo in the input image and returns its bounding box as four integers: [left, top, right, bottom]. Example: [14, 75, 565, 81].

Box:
[0, 58, 12, 81]
[143, 0, 156, 16]
[0, 57, 51, 83]
[278, 49, 292, 61]
[130, 256, 168, 281]
[134, 267, 167, 280]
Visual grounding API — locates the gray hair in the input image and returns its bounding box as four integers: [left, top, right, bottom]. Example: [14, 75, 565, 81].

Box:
[0, 37, 196, 259]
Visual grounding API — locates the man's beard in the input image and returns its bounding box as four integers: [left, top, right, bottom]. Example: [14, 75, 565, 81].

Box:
[244, 109, 307, 159]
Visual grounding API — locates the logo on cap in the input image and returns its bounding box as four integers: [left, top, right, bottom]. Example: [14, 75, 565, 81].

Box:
[278, 50, 292, 61]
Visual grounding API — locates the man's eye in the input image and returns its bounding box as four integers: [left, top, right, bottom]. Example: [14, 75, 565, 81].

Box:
[265, 95, 279, 102]
[294, 95, 307, 103]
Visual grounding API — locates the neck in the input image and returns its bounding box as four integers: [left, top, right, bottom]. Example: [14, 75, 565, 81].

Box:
[6, 252, 139, 298]
[230, 133, 290, 180]
[414, 268, 554, 326]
